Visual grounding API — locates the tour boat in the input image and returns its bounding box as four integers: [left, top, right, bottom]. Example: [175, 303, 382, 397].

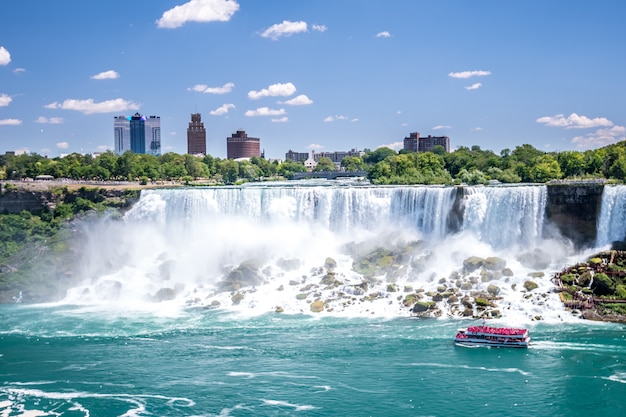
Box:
[454, 324, 530, 348]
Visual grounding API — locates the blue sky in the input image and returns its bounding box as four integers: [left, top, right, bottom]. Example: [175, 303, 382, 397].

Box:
[1, 0, 625, 159]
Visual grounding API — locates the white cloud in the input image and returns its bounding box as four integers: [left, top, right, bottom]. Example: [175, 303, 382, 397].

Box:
[282, 94, 313, 106]
[375, 31, 391, 38]
[433, 125, 451, 130]
[465, 83, 482, 90]
[379, 141, 403, 150]
[244, 107, 286, 117]
[351, 118, 359, 122]
[0, 118, 22, 126]
[157, 0, 239, 28]
[45, 98, 140, 114]
[307, 143, 323, 150]
[471, 127, 483, 131]
[312, 24, 327, 32]
[272, 117, 289, 123]
[13, 68, 25, 75]
[261, 20, 308, 40]
[0, 93, 12, 107]
[571, 125, 626, 149]
[536, 113, 613, 129]
[14, 148, 29, 155]
[91, 70, 119, 80]
[35, 116, 64, 124]
[56, 141, 69, 149]
[209, 103, 235, 115]
[0, 46, 10, 65]
[323, 115, 348, 122]
[448, 70, 491, 79]
[189, 82, 234, 94]
[248, 82, 296, 99]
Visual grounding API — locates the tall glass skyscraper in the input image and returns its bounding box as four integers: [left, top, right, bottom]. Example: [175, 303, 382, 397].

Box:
[114, 113, 161, 156]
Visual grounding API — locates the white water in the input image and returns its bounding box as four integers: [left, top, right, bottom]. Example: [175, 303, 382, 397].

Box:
[62, 183, 604, 323]
[596, 184, 626, 247]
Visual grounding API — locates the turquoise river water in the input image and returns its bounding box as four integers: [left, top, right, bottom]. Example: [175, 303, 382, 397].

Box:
[1, 305, 625, 417]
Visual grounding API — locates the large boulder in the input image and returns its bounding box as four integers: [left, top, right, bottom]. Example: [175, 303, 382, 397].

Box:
[218, 260, 264, 292]
[483, 257, 506, 271]
[463, 256, 484, 273]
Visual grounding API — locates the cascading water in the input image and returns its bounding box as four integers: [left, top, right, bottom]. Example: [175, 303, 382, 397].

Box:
[63, 183, 587, 321]
[596, 184, 626, 247]
[462, 185, 547, 249]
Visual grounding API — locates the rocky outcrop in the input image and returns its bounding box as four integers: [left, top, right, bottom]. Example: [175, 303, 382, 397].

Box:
[545, 182, 605, 248]
[0, 182, 139, 214]
[553, 250, 626, 322]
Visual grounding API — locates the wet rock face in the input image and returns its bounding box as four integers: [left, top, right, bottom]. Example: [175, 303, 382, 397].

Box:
[545, 183, 604, 249]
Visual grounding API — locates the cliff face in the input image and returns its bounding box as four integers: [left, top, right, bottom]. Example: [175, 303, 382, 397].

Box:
[544, 183, 605, 249]
[0, 182, 140, 214]
[0, 188, 56, 214]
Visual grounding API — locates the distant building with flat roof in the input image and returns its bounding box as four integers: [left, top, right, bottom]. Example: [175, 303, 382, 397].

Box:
[313, 149, 364, 164]
[226, 130, 261, 159]
[403, 132, 450, 153]
[285, 150, 309, 163]
[187, 113, 206, 155]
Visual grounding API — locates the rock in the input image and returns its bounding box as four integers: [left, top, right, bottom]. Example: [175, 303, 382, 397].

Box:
[502, 268, 514, 277]
[577, 271, 593, 287]
[591, 273, 615, 295]
[487, 284, 501, 296]
[463, 256, 484, 273]
[231, 292, 244, 305]
[296, 293, 308, 300]
[483, 257, 506, 271]
[523, 280, 538, 291]
[403, 293, 418, 307]
[412, 301, 435, 313]
[310, 300, 324, 312]
[218, 260, 264, 292]
[275, 306, 284, 313]
[324, 257, 337, 269]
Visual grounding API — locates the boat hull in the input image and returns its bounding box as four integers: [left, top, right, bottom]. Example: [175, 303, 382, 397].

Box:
[454, 338, 530, 348]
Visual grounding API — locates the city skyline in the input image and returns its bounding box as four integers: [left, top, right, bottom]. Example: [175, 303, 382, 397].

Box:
[1, 1, 625, 159]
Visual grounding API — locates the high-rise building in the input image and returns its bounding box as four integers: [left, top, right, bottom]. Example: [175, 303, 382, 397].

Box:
[418, 135, 450, 153]
[402, 132, 450, 153]
[114, 113, 161, 156]
[187, 113, 206, 155]
[403, 132, 420, 152]
[226, 130, 261, 159]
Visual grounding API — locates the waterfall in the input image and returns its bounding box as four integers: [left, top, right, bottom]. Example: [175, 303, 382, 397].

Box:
[462, 185, 547, 249]
[61, 183, 584, 320]
[596, 184, 626, 247]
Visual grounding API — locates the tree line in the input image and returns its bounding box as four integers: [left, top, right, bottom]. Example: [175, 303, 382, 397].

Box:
[2, 140, 626, 185]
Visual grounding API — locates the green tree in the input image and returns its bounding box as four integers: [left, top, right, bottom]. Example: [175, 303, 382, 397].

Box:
[363, 147, 396, 164]
[220, 159, 239, 184]
[340, 156, 366, 171]
[529, 154, 562, 182]
[314, 157, 336, 172]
